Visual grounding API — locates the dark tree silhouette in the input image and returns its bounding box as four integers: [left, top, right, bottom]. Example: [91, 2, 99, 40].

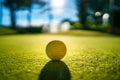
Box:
[88, 0, 109, 12]
[4, 0, 23, 29]
[109, 0, 120, 33]
[22, 0, 32, 27]
[77, 0, 87, 29]
[76, 0, 109, 29]
[22, 0, 46, 27]
[88, 0, 109, 25]
[3, 0, 46, 29]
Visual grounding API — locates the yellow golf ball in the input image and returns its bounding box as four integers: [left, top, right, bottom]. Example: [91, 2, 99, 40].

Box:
[46, 40, 67, 60]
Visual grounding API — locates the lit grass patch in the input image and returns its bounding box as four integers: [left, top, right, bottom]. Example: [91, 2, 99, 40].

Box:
[0, 30, 120, 80]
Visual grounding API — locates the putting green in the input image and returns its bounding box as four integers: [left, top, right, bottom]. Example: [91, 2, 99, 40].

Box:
[0, 30, 120, 80]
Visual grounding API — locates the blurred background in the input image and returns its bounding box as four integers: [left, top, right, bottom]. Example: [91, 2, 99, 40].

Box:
[0, 1, 120, 80]
[0, 0, 120, 34]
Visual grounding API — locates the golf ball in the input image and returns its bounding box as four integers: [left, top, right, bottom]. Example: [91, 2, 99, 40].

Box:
[46, 40, 67, 60]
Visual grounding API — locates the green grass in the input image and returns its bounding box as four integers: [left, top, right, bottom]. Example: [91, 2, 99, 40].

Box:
[0, 30, 120, 80]
[0, 27, 17, 35]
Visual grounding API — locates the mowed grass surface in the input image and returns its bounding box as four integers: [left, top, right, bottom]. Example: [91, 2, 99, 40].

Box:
[0, 30, 120, 80]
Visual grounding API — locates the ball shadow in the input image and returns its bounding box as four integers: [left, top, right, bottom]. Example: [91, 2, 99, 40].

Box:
[38, 61, 71, 80]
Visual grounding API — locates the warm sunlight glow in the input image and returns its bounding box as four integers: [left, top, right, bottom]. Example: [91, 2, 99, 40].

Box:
[49, 21, 70, 33]
[49, 21, 59, 33]
[51, 0, 65, 8]
[60, 22, 70, 32]
[52, 9, 63, 14]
